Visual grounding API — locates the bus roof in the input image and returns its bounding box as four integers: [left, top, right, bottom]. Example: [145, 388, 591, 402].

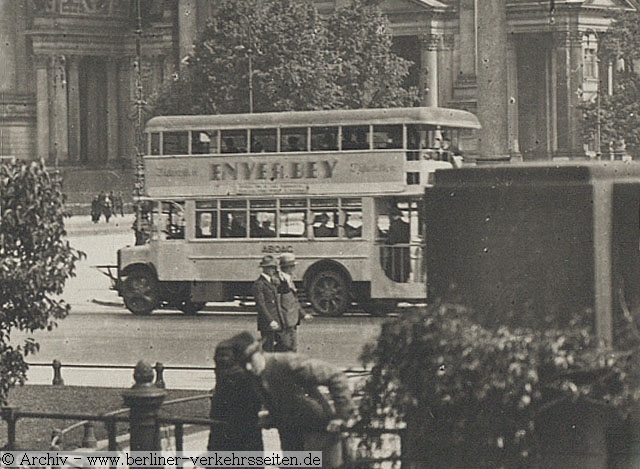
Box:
[145, 106, 481, 132]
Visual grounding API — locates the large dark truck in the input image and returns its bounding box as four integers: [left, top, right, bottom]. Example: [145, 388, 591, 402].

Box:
[425, 162, 640, 344]
[423, 162, 640, 467]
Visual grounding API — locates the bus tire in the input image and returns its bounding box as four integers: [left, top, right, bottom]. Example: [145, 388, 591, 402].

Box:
[361, 299, 398, 317]
[307, 270, 349, 317]
[179, 301, 206, 315]
[122, 268, 158, 315]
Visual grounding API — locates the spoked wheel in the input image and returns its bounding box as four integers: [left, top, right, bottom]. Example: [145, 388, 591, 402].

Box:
[122, 268, 159, 315]
[307, 270, 350, 317]
[179, 301, 206, 315]
[361, 299, 398, 317]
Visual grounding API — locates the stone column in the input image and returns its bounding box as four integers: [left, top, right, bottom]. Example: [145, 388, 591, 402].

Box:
[67, 57, 81, 163]
[554, 31, 582, 158]
[118, 58, 134, 161]
[438, 35, 455, 107]
[506, 35, 521, 160]
[35, 56, 50, 161]
[458, 0, 476, 77]
[52, 56, 68, 166]
[568, 32, 585, 157]
[421, 34, 440, 107]
[0, 0, 16, 92]
[476, 0, 509, 161]
[178, 0, 197, 68]
[106, 59, 119, 163]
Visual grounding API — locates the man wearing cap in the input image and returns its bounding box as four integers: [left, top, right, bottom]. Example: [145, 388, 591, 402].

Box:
[231, 331, 355, 468]
[276, 253, 313, 352]
[253, 255, 285, 351]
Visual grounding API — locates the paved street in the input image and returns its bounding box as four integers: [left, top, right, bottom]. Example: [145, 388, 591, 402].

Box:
[14, 214, 385, 390]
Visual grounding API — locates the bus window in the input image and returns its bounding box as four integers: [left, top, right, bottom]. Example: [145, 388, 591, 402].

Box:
[150, 133, 161, 155]
[342, 125, 370, 150]
[406, 124, 427, 161]
[342, 197, 363, 238]
[250, 199, 277, 238]
[250, 129, 277, 153]
[221, 200, 247, 237]
[281, 128, 308, 152]
[311, 198, 338, 238]
[373, 125, 403, 149]
[280, 199, 307, 238]
[195, 201, 218, 238]
[311, 127, 338, 151]
[192, 130, 217, 154]
[163, 132, 189, 155]
[221, 130, 248, 153]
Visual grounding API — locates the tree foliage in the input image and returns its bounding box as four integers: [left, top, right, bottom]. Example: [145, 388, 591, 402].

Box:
[150, 0, 417, 115]
[0, 160, 84, 403]
[358, 303, 640, 467]
[582, 10, 640, 158]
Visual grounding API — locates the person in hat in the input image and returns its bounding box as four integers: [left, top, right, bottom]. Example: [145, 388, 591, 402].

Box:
[386, 205, 410, 282]
[208, 332, 264, 456]
[230, 331, 356, 468]
[313, 212, 337, 238]
[253, 255, 286, 351]
[276, 253, 313, 352]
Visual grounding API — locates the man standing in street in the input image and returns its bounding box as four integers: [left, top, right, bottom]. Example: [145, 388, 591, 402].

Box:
[253, 255, 285, 351]
[277, 253, 312, 352]
[232, 331, 355, 468]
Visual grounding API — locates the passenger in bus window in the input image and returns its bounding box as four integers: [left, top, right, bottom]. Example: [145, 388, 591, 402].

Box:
[287, 136, 302, 152]
[223, 137, 240, 153]
[261, 220, 276, 237]
[313, 213, 337, 237]
[344, 213, 362, 239]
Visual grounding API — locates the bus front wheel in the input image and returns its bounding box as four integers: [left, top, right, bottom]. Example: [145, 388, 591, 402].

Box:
[308, 270, 349, 317]
[122, 268, 159, 315]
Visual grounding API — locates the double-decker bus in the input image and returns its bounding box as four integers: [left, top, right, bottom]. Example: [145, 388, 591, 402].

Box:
[114, 107, 480, 316]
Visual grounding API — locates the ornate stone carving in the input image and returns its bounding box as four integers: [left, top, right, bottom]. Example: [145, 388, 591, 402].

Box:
[420, 33, 442, 51]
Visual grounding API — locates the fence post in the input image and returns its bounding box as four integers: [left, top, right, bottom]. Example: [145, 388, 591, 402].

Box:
[52, 359, 64, 386]
[82, 422, 97, 448]
[1, 406, 20, 450]
[122, 361, 167, 451]
[154, 362, 166, 389]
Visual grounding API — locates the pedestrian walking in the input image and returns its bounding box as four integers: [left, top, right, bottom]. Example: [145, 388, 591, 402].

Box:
[276, 253, 312, 352]
[208, 333, 264, 458]
[114, 191, 124, 217]
[234, 331, 356, 468]
[90, 195, 101, 223]
[253, 255, 285, 352]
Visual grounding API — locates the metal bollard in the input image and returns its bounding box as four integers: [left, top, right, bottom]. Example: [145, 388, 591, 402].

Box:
[82, 422, 97, 448]
[122, 361, 167, 451]
[154, 362, 166, 389]
[52, 359, 64, 386]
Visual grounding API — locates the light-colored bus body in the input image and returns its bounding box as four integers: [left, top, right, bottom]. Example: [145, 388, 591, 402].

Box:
[117, 107, 480, 316]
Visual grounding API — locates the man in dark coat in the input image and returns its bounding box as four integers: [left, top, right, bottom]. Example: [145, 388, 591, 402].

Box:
[235, 331, 356, 468]
[386, 206, 411, 282]
[253, 255, 285, 351]
[207, 332, 264, 456]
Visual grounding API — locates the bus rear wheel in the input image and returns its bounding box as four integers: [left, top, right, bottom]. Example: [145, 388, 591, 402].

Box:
[122, 268, 158, 315]
[308, 270, 349, 317]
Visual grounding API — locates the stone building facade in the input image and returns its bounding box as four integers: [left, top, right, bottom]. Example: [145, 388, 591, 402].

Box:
[0, 0, 637, 174]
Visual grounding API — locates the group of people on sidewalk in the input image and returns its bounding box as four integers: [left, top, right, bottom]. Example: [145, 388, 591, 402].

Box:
[208, 254, 356, 468]
[90, 191, 124, 224]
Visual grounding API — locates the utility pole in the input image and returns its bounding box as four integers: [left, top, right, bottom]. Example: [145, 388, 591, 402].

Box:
[134, 0, 145, 197]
